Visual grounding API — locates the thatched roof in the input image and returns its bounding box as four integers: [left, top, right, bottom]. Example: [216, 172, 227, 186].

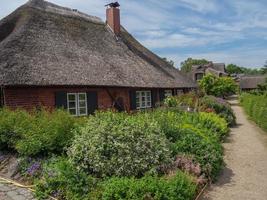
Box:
[206, 67, 227, 77]
[240, 75, 267, 89]
[212, 63, 225, 73]
[0, 0, 196, 89]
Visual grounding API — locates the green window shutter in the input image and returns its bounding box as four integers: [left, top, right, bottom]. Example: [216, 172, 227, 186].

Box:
[151, 89, 158, 108]
[172, 89, 176, 96]
[129, 90, 136, 110]
[87, 91, 98, 115]
[55, 91, 67, 109]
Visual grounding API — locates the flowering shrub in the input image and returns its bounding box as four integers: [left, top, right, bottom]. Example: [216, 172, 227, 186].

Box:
[35, 157, 96, 200]
[19, 157, 43, 178]
[145, 109, 225, 179]
[68, 111, 171, 177]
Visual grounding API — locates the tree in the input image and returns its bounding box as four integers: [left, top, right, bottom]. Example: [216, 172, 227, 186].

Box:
[261, 61, 267, 74]
[226, 64, 244, 74]
[180, 58, 209, 72]
[199, 74, 237, 98]
[162, 57, 175, 66]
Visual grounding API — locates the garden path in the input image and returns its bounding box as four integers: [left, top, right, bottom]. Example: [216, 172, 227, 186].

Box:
[201, 97, 267, 200]
[0, 181, 36, 200]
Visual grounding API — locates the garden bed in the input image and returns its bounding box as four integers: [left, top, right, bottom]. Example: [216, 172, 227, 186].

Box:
[0, 96, 235, 200]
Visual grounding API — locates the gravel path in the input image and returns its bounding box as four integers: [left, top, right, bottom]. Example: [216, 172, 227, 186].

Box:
[0, 181, 36, 200]
[201, 98, 267, 200]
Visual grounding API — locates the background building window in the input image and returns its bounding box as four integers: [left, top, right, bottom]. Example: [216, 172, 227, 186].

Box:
[164, 90, 173, 98]
[136, 91, 152, 109]
[67, 93, 87, 116]
[195, 73, 204, 81]
[177, 89, 184, 95]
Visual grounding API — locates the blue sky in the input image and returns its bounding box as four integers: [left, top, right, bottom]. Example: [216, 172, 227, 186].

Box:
[1, 0, 267, 68]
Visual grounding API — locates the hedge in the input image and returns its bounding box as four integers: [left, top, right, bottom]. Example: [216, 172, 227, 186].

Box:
[240, 93, 267, 132]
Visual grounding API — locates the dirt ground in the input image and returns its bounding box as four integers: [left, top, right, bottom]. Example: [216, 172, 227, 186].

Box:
[201, 98, 267, 200]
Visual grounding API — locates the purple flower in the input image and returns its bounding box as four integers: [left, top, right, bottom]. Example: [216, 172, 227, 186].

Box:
[0, 155, 5, 162]
[26, 161, 41, 176]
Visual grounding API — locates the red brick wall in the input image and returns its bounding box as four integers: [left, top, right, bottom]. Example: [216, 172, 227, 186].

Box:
[3, 87, 193, 112]
[106, 7, 120, 35]
[3, 87, 132, 112]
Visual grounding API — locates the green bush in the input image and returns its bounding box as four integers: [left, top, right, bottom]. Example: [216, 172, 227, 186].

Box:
[241, 93, 267, 132]
[0, 108, 33, 150]
[199, 96, 236, 126]
[199, 73, 237, 97]
[146, 109, 224, 179]
[171, 125, 223, 180]
[197, 112, 229, 139]
[0, 108, 77, 156]
[68, 111, 171, 178]
[95, 171, 197, 200]
[164, 93, 198, 109]
[35, 157, 96, 200]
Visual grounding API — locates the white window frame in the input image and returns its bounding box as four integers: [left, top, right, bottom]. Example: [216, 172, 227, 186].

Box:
[136, 91, 152, 109]
[67, 93, 88, 116]
[164, 90, 173, 98]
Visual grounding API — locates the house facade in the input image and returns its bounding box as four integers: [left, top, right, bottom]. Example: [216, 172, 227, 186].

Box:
[191, 62, 228, 81]
[0, 0, 196, 116]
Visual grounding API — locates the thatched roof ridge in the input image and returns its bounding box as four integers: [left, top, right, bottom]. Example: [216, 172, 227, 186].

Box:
[26, 0, 103, 24]
[0, 0, 196, 88]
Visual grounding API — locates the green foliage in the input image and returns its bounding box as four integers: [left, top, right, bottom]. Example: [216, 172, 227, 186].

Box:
[35, 157, 96, 200]
[171, 125, 223, 179]
[199, 73, 237, 97]
[197, 112, 229, 139]
[226, 64, 244, 74]
[95, 171, 197, 200]
[164, 96, 179, 107]
[0, 108, 32, 150]
[180, 58, 209, 72]
[0, 108, 77, 156]
[226, 63, 265, 75]
[147, 109, 225, 179]
[240, 93, 267, 132]
[68, 111, 171, 178]
[199, 96, 236, 126]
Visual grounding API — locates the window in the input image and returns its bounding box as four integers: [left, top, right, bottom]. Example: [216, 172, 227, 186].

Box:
[67, 93, 87, 116]
[136, 91, 152, 109]
[195, 73, 204, 81]
[177, 89, 184, 95]
[164, 90, 173, 98]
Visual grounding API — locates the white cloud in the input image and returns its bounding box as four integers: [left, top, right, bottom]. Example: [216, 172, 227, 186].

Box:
[179, 0, 219, 13]
[162, 47, 267, 68]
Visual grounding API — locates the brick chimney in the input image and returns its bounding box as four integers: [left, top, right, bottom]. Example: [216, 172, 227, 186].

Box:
[106, 2, 120, 35]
